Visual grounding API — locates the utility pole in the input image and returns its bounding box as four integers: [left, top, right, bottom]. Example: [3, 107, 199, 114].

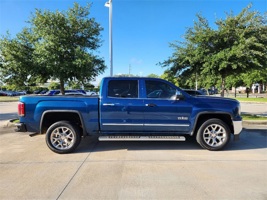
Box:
[195, 72, 198, 90]
[105, 0, 113, 76]
[129, 64, 131, 76]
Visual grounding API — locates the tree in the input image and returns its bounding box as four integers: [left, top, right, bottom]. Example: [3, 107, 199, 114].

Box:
[160, 70, 179, 86]
[241, 69, 267, 91]
[147, 73, 160, 78]
[48, 82, 60, 90]
[0, 29, 37, 87]
[160, 4, 267, 96]
[0, 3, 106, 94]
[225, 75, 244, 97]
[83, 82, 95, 91]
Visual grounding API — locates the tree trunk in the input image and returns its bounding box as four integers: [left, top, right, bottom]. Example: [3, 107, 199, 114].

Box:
[60, 79, 65, 95]
[221, 77, 225, 97]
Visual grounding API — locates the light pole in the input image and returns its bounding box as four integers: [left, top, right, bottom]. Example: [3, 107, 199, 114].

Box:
[105, 0, 113, 77]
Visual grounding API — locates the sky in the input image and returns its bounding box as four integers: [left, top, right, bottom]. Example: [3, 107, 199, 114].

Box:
[0, 0, 266, 85]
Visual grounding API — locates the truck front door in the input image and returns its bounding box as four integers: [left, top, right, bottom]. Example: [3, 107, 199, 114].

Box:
[143, 80, 192, 133]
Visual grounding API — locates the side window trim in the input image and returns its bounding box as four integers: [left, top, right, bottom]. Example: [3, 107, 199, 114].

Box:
[145, 80, 176, 99]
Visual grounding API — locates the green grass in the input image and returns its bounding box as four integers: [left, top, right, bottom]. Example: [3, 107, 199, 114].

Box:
[11, 119, 20, 123]
[235, 97, 267, 103]
[241, 114, 267, 120]
[0, 96, 19, 102]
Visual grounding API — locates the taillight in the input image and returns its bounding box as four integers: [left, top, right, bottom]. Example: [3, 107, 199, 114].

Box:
[18, 102, 25, 117]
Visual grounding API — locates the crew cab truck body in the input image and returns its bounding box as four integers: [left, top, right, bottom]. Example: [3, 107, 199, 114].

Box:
[16, 77, 242, 153]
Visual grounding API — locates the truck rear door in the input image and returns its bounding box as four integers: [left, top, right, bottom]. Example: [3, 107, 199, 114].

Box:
[100, 79, 144, 133]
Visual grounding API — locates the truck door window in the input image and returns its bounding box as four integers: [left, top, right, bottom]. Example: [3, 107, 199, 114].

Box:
[108, 80, 138, 98]
[145, 80, 176, 99]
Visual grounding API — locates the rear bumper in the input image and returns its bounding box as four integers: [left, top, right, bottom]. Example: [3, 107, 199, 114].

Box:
[15, 123, 27, 132]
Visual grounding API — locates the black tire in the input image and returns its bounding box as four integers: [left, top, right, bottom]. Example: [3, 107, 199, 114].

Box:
[196, 118, 230, 151]
[45, 121, 81, 154]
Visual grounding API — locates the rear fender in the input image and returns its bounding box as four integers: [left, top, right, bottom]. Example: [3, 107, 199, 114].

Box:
[40, 110, 86, 137]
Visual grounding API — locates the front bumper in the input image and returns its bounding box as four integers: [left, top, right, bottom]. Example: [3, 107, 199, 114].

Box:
[233, 120, 242, 140]
[15, 123, 27, 132]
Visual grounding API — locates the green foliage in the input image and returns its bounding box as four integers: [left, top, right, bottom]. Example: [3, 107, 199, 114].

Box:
[83, 82, 95, 90]
[48, 82, 60, 90]
[93, 86, 100, 93]
[225, 67, 267, 91]
[0, 29, 37, 87]
[0, 3, 106, 94]
[66, 81, 82, 90]
[160, 4, 267, 96]
[147, 73, 160, 78]
[160, 71, 179, 86]
[241, 69, 267, 87]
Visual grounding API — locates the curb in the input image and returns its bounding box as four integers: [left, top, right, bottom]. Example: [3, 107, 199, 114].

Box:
[0, 120, 16, 134]
[1, 119, 17, 128]
[242, 120, 267, 126]
[4, 122, 16, 128]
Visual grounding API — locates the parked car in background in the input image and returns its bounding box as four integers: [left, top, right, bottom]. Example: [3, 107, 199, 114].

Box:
[44, 90, 59, 96]
[58, 91, 86, 96]
[208, 88, 218, 95]
[183, 89, 207, 96]
[45, 89, 86, 96]
[39, 90, 48, 94]
[33, 90, 43, 94]
[17, 91, 27, 95]
[0, 91, 8, 96]
[86, 90, 97, 96]
[3, 91, 20, 96]
[0, 90, 29, 96]
[76, 89, 86, 94]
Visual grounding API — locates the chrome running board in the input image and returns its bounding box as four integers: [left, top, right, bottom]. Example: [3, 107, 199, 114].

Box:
[98, 136, 186, 141]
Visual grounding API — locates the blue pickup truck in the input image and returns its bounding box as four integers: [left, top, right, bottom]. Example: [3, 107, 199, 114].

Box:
[16, 77, 242, 153]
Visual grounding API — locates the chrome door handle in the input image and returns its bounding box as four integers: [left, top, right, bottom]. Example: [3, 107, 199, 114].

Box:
[103, 103, 115, 106]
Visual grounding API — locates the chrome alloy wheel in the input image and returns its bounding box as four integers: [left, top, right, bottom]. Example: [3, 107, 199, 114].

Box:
[203, 124, 227, 147]
[50, 126, 75, 150]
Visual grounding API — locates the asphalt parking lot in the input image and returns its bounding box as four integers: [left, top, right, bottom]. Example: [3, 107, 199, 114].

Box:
[0, 102, 267, 199]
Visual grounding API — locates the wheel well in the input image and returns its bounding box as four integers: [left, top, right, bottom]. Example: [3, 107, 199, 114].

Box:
[193, 114, 233, 135]
[41, 112, 83, 134]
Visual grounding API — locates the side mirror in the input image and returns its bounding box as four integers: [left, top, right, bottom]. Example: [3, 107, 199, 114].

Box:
[175, 90, 184, 100]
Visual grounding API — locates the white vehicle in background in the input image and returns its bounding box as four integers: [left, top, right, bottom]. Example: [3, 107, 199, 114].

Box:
[58, 92, 86, 96]
[86, 90, 97, 96]
[18, 91, 27, 95]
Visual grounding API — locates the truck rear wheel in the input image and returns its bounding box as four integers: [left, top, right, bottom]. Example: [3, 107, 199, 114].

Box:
[46, 121, 81, 154]
[196, 118, 230, 151]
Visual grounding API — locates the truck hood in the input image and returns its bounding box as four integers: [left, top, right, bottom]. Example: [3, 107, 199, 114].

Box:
[193, 95, 239, 105]
[187, 95, 240, 116]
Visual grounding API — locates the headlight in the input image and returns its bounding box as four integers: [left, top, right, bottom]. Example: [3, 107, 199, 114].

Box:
[238, 104, 241, 116]
[236, 103, 241, 116]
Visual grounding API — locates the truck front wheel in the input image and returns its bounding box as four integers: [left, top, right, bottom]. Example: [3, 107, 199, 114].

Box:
[46, 121, 81, 154]
[196, 118, 230, 151]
